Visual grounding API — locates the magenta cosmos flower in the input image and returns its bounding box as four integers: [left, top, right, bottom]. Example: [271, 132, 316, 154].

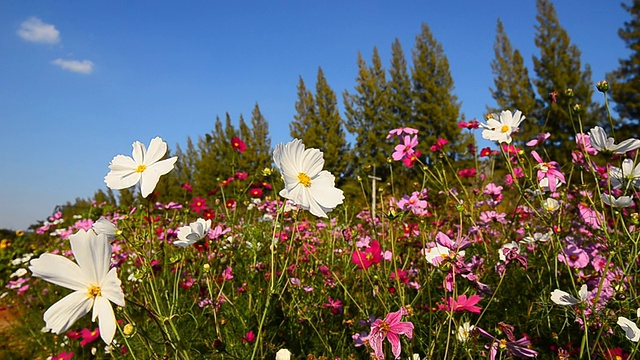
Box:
[368, 308, 414, 359]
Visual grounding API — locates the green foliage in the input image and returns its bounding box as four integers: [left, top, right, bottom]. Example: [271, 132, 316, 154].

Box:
[291, 68, 350, 182]
[343, 49, 392, 183]
[411, 23, 470, 162]
[607, 0, 640, 139]
[532, 0, 603, 161]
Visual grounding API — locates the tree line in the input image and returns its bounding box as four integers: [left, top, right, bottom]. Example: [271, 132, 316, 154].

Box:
[58, 0, 640, 219]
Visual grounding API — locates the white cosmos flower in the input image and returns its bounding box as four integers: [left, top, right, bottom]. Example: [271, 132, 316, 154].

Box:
[92, 218, 117, 241]
[29, 229, 125, 344]
[609, 158, 640, 190]
[272, 139, 344, 218]
[275, 349, 292, 360]
[480, 110, 525, 144]
[456, 321, 475, 342]
[543, 198, 560, 212]
[422, 243, 464, 266]
[498, 241, 519, 262]
[550, 284, 588, 306]
[173, 218, 212, 247]
[588, 126, 640, 154]
[522, 231, 552, 244]
[601, 193, 634, 208]
[104, 137, 178, 198]
[618, 316, 640, 342]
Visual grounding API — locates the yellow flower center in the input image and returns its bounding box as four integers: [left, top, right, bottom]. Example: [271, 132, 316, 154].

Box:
[88, 284, 102, 298]
[379, 320, 391, 334]
[298, 172, 312, 187]
[136, 164, 147, 173]
[500, 125, 510, 133]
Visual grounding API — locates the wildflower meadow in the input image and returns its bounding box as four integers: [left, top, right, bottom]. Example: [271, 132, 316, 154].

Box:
[3, 85, 640, 360]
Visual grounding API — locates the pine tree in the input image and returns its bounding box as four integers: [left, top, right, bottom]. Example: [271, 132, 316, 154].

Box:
[291, 68, 349, 181]
[195, 115, 239, 194]
[489, 18, 540, 147]
[388, 39, 413, 134]
[411, 23, 468, 162]
[343, 49, 391, 181]
[607, 0, 640, 139]
[533, 0, 602, 161]
[248, 103, 272, 173]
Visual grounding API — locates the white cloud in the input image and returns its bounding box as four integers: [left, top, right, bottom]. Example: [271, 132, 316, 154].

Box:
[17, 17, 60, 44]
[51, 59, 94, 74]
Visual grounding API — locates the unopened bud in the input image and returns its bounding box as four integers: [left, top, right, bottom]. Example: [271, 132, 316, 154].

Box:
[596, 80, 609, 93]
[572, 104, 582, 113]
[565, 88, 574, 97]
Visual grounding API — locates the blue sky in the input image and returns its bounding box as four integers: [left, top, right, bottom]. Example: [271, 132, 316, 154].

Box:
[0, 1, 630, 230]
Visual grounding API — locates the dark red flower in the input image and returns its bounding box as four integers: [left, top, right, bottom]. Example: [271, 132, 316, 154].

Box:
[249, 187, 263, 198]
[231, 137, 246, 153]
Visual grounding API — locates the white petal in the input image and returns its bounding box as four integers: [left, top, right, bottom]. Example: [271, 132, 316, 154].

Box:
[144, 137, 169, 165]
[30, 253, 89, 291]
[177, 225, 194, 242]
[104, 155, 140, 190]
[550, 289, 579, 306]
[618, 316, 640, 342]
[578, 284, 588, 301]
[93, 296, 117, 344]
[93, 218, 117, 240]
[139, 157, 177, 197]
[100, 267, 125, 307]
[43, 291, 93, 334]
[309, 171, 344, 209]
[131, 141, 146, 165]
[300, 147, 324, 178]
[69, 230, 111, 284]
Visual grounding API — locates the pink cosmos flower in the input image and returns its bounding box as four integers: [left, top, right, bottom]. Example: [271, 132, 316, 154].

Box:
[402, 150, 421, 168]
[429, 138, 449, 152]
[526, 132, 551, 147]
[396, 192, 428, 214]
[575, 133, 598, 155]
[531, 151, 565, 192]
[80, 327, 100, 347]
[392, 135, 418, 161]
[368, 308, 414, 360]
[323, 296, 344, 315]
[51, 352, 74, 360]
[352, 240, 383, 270]
[558, 244, 589, 269]
[439, 294, 482, 314]
[386, 127, 419, 139]
[240, 330, 256, 343]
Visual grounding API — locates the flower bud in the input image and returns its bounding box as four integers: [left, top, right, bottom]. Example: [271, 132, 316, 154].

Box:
[596, 80, 609, 93]
[564, 88, 574, 97]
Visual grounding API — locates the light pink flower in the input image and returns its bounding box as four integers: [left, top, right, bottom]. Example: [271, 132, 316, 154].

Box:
[368, 308, 414, 359]
[386, 127, 419, 139]
[531, 151, 565, 192]
[392, 135, 418, 161]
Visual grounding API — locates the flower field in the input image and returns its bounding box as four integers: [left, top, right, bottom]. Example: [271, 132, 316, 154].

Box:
[3, 105, 640, 360]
